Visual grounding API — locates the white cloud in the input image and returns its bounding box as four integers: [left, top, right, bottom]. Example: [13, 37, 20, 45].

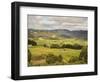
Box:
[28, 15, 88, 30]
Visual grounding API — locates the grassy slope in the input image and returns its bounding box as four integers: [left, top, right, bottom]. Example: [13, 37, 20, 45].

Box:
[28, 38, 87, 66]
[35, 38, 87, 46]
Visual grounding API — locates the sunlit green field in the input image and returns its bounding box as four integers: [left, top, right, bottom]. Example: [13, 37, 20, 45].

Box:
[28, 38, 88, 66]
[30, 38, 87, 46]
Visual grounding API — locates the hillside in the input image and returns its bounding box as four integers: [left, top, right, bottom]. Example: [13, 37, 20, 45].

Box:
[28, 29, 88, 39]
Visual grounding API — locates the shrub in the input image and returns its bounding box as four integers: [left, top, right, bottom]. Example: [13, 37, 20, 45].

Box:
[68, 56, 79, 63]
[68, 56, 85, 64]
[61, 43, 83, 49]
[43, 44, 49, 48]
[46, 54, 63, 64]
[79, 46, 88, 63]
[50, 44, 60, 48]
[72, 43, 83, 49]
[61, 44, 72, 48]
[57, 55, 63, 62]
[46, 54, 57, 64]
[28, 39, 37, 46]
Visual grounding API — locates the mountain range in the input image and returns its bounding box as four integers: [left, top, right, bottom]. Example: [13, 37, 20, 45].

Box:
[28, 29, 88, 39]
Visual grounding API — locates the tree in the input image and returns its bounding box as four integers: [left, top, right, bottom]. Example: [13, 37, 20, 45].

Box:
[61, 43, 82, 49]
[28, 49, 32, 63]
[72, 43, 82, 49]
[79, 46, 88, 63]
[28, 39, 37, 46]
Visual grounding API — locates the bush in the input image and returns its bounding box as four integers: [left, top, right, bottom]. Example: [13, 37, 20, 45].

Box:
[61, 44, 72, 48]
[46, 54, 57, 64]
[28, 39, 37, 46]
[46, 54, 63, 64]
[61, 43, 83, 49]
[68, 56, 79, 63]
[57, 55, 63, 62]
[72, 44, 83, 49]
[68, 56, 85, 64]
[50, 44, 60, 48]
[79, 46, 88, 63]
[43, 44, 49, 48]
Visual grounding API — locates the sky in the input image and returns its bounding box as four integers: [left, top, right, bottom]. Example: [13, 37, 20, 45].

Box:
[28, 15, 88, 31]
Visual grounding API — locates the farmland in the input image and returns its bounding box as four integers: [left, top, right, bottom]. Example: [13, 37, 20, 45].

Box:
[28, 31, 88, 66]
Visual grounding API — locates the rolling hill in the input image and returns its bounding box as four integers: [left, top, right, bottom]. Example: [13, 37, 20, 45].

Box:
[28, 29, 87, 39]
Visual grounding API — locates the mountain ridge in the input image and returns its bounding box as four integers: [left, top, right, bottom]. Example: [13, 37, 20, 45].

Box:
[28, 29, 88, 39]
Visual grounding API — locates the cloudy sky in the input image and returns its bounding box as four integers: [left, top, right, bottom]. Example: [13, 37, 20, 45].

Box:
[28, 15, 88, 31]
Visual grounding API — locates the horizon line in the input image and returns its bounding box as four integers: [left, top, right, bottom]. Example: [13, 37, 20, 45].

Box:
[28, 28, 88, 31]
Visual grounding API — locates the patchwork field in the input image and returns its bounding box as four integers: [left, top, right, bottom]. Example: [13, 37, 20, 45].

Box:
[28, 37, 88, 66]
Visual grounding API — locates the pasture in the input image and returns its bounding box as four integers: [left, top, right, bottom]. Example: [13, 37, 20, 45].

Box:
[28, 38, 87, 66]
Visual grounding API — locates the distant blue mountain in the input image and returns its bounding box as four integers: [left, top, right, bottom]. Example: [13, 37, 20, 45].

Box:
[28, 29, 88, 39]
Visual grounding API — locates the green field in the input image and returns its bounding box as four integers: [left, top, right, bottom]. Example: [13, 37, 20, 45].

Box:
[28, 38, 88, 66]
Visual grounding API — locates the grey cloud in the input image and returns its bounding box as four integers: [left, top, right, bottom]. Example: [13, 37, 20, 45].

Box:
[28, 15, 88, 30]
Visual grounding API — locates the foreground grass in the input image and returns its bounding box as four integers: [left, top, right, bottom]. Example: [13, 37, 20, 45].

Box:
[28, 38, 87, 66]
[28, 46, 81, 66]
